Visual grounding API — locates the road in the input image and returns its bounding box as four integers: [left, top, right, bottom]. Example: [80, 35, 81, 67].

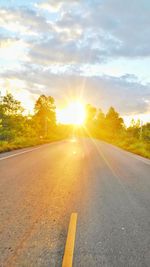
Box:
[0, 138, 150, 267]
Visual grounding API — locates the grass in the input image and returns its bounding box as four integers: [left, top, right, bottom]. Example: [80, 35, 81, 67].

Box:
[0, 133, 150, 160]
[114, 138, 150, 159]
[0, 134, 65, 153]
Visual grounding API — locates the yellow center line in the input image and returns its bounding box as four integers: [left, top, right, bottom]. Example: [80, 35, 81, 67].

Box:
[62, 213, 78, 267]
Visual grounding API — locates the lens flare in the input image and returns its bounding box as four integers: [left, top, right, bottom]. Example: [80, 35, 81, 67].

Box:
[57, 101, 85, 125]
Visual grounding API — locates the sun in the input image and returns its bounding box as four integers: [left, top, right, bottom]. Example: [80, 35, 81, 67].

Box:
[57, 101, 86, 125]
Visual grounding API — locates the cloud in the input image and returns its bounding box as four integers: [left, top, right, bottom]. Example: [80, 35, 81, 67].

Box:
[53, 0, 150, 59]
[25, 0, 150, 66]
[0, 7, 51, 36]
[36, 0, 79, 12]
[0, 37, 29, 64]
[1, 67, 150, 115]
[27, 37, 105, 65]
[36, 1, 63, 12]
[1, 0, 150, 66]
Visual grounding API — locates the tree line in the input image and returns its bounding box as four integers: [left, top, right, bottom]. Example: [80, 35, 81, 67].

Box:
[0, 94, 57, 141]
[0, 92, 149, 158]
[84, 104, 150, 142]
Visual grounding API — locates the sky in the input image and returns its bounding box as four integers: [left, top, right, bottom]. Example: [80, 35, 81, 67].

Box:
[0, 0, 150, 125]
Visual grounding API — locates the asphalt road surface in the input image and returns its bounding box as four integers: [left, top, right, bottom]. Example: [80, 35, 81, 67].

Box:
[0, 138, 150, 267]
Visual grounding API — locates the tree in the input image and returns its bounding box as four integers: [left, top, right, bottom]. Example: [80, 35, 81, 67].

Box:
[127, 119, 141, 139]
[95, 108, 105, 127]
[0, 119, 2, 130]
[105, 107, 124, 136]
[2, 93, 24, 116]
[85, 104, 97, 125]
[84, 104, 97, 136]
[34, 95, 56, 137]
[142, 123, 150, 141]
[0, 93, 24, 140]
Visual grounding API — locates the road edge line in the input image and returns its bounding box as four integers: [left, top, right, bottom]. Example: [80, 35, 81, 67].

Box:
[0, 141, 61, 161]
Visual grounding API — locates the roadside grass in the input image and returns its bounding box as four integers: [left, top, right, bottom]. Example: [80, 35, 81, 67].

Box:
[114, 138, 150, 159]
[92, 130, 150, 160]
[0, 134, 150, 160]
[0, 134, 65, 153]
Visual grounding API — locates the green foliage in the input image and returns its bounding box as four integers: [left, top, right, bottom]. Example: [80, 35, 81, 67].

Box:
[82, 104, 149, 158]
[96, 109, 105, 127]
[142, 123, 150, 141]
[0, 93, 25, 140]
[105, 107, 124, 132]
[85, 104, 97, 124]
[126, 119, 141, 139]
[0, 93, 58, 152]
[34, 95, 56, 137]
[2, 93, 24, 115]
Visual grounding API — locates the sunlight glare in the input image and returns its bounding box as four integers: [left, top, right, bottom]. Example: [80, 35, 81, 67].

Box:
[57, 101, 86, 125]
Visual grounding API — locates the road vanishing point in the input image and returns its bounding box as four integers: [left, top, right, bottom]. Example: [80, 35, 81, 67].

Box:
[0, 138, 150, 267]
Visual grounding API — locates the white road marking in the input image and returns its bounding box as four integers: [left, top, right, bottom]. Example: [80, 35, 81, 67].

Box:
[101, 141, 150, 166]
[128, 153, 150, 165]
[0, 145, 49, 161]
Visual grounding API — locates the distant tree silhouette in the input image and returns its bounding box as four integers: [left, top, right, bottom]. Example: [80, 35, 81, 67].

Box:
[105, 107, 124, 133]
[95, 108, 105, 128]
[142, 123, 150, 141]
[85, 104, 97, 125]
[34, 95, 56, 137]
[127, 118, 141, 139]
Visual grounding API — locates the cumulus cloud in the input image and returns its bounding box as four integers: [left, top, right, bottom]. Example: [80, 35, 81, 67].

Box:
[52, 0, 150, 59]
[1, 0, 150, 65]
[0, 7, 51, 36]
[1, 67, 150, 115]
[0, 37, 29, 64]
[29, 0, 150, 65]
[28, 37, 105, 65]
[37, 0, 79, 12]
[36, 1, 63, 12]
